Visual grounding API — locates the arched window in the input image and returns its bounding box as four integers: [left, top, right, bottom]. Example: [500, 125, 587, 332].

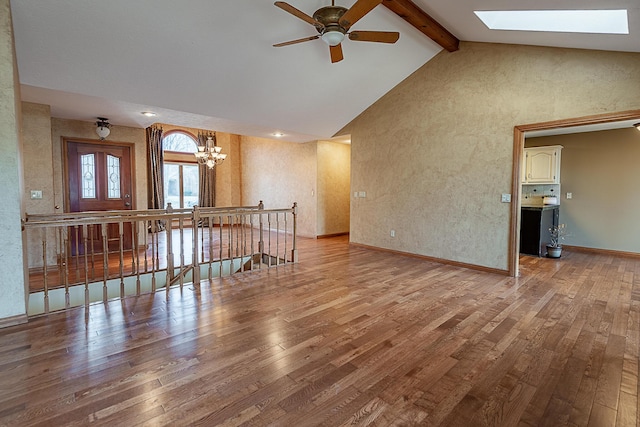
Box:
[162, 131, 199, 209]
[162, 132, 198, 153]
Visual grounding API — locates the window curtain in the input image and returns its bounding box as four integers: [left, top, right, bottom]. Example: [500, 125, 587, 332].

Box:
[146, 125, 165, 230]
[197, 131, 217, 208]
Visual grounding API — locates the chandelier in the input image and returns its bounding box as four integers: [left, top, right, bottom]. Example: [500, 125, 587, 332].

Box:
[195, 134, 227, 168]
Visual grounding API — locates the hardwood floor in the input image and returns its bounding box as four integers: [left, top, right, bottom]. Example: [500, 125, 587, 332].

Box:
[1, 236, 638, 426]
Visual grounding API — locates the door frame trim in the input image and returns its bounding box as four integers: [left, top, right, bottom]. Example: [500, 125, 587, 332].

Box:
[509, 109, 640, 277]
[62, 137, 137, 213]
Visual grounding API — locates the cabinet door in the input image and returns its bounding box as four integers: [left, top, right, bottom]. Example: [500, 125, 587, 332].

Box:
[525, 149, 557, 183]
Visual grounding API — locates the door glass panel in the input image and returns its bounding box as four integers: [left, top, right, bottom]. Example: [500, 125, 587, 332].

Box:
[183, 165, 200, 208]
[164, 163, 180, 209]
[80, 153, 96, 199]
[107, 155, 121, 199]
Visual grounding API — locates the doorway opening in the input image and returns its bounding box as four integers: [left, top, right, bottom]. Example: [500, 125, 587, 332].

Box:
[509, 109, 640, 277]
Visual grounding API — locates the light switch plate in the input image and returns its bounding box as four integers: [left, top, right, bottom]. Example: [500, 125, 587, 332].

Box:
[501, 193, 511, 203]
[30, 190, 43, 200]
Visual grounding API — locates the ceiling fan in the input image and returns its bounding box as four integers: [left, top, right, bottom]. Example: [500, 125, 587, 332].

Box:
[273, 0, 400, 63]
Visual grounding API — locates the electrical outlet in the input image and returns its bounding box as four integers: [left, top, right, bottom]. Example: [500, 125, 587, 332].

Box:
[566, 192, 572, 199]
[501, 193, 511, 203]
[359, 191, 366, 198]
[30, 190, 43, 200]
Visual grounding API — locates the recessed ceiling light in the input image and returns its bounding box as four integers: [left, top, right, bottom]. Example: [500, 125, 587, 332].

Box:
[273, 132, 285, 137]
[474, 10, 629, 34]
[141, 111, 157, 117]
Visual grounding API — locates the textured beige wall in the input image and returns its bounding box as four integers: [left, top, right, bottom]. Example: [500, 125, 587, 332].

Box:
[216, 132, 242, 206]
[51, 118, 146, 212]
[22, 103, 56, 268]
[0, 0, 27, 319]
[343, 42, 640, 270]
[230, 134, 242, 206]
[22, 102, 54, 215]
[317, 140, 350, 236]
[241, 136, 317, 237]
[160, 124, 241, 207]
[527, 128, 640, 252]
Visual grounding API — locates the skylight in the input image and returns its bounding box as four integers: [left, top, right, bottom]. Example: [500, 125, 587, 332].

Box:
[474, 10, 629, 34]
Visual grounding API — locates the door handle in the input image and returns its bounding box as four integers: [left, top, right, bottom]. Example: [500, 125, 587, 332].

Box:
[124, 202, 131, 207]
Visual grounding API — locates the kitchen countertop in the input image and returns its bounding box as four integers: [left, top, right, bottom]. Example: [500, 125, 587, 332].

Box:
[521, 204, 560, 211]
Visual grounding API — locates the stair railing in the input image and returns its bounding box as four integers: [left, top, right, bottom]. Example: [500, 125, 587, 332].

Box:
[22, 201, 297, 315]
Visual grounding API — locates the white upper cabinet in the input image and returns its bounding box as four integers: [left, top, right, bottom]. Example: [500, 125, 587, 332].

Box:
[522, 145, 562, 184]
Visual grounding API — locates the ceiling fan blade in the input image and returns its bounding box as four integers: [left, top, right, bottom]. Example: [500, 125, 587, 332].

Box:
[274, 2, 324, 29]
[348, 31, 400, 44]
[330, 44, 344, 63]
[339, 0, 382, 29]
[273, 35, 320, 47]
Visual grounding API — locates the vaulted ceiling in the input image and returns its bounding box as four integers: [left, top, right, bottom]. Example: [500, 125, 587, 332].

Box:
[10, 0, 640, 142]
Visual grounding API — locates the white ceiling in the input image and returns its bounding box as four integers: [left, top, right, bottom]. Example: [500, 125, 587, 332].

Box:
[10, 0, 640, 143]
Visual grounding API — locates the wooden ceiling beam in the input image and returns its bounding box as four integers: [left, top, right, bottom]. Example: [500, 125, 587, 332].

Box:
[382, 0, 459, 52]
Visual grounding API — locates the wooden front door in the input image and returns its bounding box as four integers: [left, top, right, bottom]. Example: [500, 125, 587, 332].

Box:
[65, 140, 134, 254]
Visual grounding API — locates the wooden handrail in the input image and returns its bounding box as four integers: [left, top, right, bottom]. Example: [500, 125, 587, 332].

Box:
[23, 204, 263, 223]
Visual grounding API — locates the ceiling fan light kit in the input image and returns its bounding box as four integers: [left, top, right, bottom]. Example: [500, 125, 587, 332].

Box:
[322, 30, 345, 46]
[274, 0, 399, 63]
